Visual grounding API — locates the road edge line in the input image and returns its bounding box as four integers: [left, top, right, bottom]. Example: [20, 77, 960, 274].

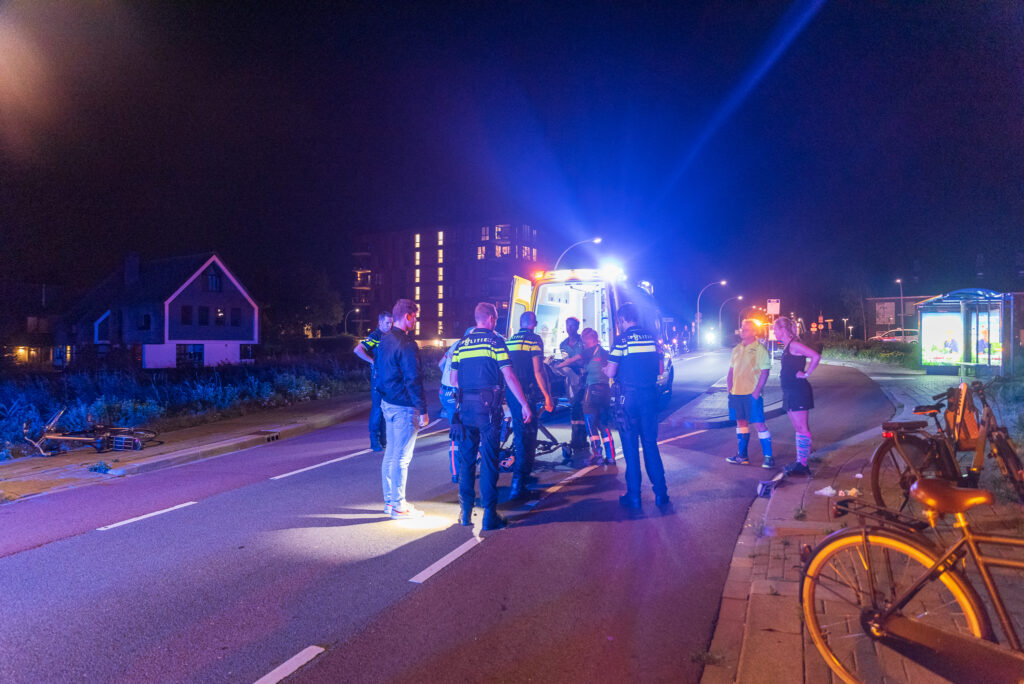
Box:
[409, 537, 481, 584]
[270, 449, 371, 480]
[96, 501, 198, 531]
[253, 645, 325, 684]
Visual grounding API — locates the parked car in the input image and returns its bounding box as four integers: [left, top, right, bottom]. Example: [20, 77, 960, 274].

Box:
[869, 328, 919, 343]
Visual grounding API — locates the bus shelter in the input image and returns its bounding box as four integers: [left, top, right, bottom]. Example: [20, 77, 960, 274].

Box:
[916, 289, 1016, 376]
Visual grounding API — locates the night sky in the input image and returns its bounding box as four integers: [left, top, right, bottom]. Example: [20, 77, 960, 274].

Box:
[2, 1, 1022, 322]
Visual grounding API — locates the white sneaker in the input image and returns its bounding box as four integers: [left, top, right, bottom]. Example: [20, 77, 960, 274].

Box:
[384, 503, 393, 515]
[390, 503, 425, 519]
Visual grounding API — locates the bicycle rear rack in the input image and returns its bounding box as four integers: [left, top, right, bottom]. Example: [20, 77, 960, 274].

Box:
[832, 498, 931, 533]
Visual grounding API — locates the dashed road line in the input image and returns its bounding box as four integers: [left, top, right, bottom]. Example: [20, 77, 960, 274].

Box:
[409, 537, 481, 583]
[253, 645, 325, 684]
[96, 501, 198, 531]
[657, 429, 708, 445]
[270, 449, 370, 480]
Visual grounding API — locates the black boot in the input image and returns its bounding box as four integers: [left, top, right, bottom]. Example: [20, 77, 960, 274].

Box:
[482, 508, 507, 531]
[619, 493, 641, 509]
[508, 474, 526, 500]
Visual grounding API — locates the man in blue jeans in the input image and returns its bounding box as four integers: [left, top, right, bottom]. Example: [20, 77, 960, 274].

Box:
[375, 299, 429, 519]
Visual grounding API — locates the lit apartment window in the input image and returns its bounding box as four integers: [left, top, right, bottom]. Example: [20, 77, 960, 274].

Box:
[415, 268, 420, 283]
[437, 249, 443, 264]
[481, 225, 489, 241]
[532, 247, 537, 261]
[438, 320, 443, 335]
[415, 285, 421, 300]
[415, 251, 420, 265]
[437, 267, 443, 281]
[495, 224, 509, 240]
[501, 245, 510, 256]
[477, 246, 485, 260]
[414, 233, 421, 248]
[415, 320, 421, 336]
[437, 230, 444, 246]
[437, 285, 444, 299]
[438, 302, 444, 317]
[495, 245, 501, 258]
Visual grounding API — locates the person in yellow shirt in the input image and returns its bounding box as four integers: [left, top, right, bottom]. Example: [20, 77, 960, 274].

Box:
[726, 319, 774, 467]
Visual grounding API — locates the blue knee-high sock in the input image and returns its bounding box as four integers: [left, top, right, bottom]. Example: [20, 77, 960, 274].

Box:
[736, 428, 750, 458]
[758, 430, 773, 459]
[796, 433, 811, 466]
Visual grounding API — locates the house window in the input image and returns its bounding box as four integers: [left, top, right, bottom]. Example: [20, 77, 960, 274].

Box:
[481, 225, 489, 241]
[414, 233, 421, 248]
[501, 245, 510, 256]
[495, 224, 509, 240]
[176, 344, 204, 368]
[437, 285, 444, 299]
[437, 302, 444, 317]
[438, 320, 443, 335]
[437, 267, 443, 281]
[215, 308, 226, 326]
[204, 267, 223, 292]
[231, 307, 241, 326]
[181, 305, 193, 325]
[437, 249, 443, 264]
[476, 246, 485, 260]
[495, 245, 501, 258]
[415, 268, 420, 283]
[415, 286, 421, 300]
[415, 320, 420, 336]
[437, 230, 444, 246]
[415, 251, 420, 265]
[198, 306, 210, 326]
[138, 313, 151, 331]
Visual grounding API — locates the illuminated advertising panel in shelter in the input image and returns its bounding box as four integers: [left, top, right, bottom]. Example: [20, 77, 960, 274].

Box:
[972, 309, 1002, 367]
[921, 311, 963, 366]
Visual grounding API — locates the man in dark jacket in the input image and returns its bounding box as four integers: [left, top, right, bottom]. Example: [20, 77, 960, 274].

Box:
[376, 299, 429, 520]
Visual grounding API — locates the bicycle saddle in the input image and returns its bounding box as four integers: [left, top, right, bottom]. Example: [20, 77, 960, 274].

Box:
[910, 478, 992, 514]
[912, 404, 942, 415]
[881, 420, 928, 431]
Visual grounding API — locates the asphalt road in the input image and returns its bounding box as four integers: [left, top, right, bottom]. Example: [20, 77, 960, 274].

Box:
[0, 352, 892, 683]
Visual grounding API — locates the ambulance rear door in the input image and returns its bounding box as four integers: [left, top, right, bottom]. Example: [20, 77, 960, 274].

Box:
[506, 275, 534, 337]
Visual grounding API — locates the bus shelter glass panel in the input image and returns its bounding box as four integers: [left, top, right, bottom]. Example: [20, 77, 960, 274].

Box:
[972, 306, 1002, 367]
[921, 311, 963, 366]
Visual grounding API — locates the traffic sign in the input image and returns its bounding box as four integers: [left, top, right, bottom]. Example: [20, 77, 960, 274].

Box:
[766, 299, 780, 315]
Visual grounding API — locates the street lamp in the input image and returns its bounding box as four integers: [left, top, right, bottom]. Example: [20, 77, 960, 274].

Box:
[718, 295, 743, 346]
[344, 308, 360, 335]
[696, 280, 726, 350]
[842, 317, 849, 338]
[553, 237, 602, 270]
[895, 278, 904, 332]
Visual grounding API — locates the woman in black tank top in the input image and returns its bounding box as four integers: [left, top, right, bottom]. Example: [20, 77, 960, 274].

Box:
[773, 317, 821, 476]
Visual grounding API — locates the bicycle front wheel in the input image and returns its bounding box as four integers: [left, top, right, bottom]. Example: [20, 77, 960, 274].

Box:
[802, 528, 991, 684]
[130, 428, 158, 443]
[991, 432, 1024, 504]
[870, 434, 946, 513]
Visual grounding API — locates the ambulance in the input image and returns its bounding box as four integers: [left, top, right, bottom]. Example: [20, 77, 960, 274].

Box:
[506, 266, 674, 403]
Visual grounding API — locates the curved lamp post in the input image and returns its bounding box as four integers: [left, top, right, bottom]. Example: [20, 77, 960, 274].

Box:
[344, 308, 360, 335]
[718, 295, 743, 346]
[553, 237, 602, 270]
[696, 280, 726, 350]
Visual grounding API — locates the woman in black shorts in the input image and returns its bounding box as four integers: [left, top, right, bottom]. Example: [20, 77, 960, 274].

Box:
[773, 317, 820, 476]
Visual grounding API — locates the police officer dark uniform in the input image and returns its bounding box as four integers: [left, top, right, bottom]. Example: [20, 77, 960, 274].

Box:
[505, 311, 555, 499]
[451, 302, 533, 530]
[353, 311, 393, 451]
[559, 317, 588, 451]
[605, 302, 671, 510]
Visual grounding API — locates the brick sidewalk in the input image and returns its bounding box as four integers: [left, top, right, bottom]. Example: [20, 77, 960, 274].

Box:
[699, 364, 1024, 683]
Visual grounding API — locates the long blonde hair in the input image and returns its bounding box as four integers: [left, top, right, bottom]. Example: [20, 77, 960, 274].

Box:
[774, 316, 799, 342]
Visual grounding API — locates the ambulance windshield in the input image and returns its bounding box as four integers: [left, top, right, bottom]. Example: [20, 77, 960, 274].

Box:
[533, 280, 612, 355]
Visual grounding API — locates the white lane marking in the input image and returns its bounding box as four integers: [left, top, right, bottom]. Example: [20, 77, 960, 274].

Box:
[97, 502, 197, 531]
[522, 466, 595, 508]
[682, 354, 707, 362]
[421, 418, 442, 431]
[409, 537, 481, 584]
[253, 645, 325, 684]
[270, 449, 371, 480]
[658, 429, 708, 445]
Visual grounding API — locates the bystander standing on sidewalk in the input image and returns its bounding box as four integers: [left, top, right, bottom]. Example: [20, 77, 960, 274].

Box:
[353, 311, 393, 452]
[773, 316, 820, 476]
[726, 319, 774, 467]
[376, 299, 428, 519]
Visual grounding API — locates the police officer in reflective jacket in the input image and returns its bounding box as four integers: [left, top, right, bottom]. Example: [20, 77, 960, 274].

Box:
[505, 311, 555, 499]
[353, 311, 394, 451]
[604, 302, 671, 511]
[451, 302, 533, 530]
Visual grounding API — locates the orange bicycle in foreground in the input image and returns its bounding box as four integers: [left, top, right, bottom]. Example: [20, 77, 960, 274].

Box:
[801, 478, 1024, 682]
